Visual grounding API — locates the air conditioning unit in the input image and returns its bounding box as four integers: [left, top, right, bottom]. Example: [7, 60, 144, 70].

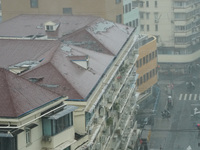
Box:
[42, 136, 52, 142]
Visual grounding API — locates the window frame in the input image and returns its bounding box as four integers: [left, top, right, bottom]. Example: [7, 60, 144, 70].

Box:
[25, 129, 31, 145]
[42, 112, 73, 136]
[63, 8, 72, 15]
[115, 0, 121, 4]
[30, 0, 38, 8]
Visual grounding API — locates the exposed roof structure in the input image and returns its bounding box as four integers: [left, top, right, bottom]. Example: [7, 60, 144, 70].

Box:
[0, 68, 61, 118]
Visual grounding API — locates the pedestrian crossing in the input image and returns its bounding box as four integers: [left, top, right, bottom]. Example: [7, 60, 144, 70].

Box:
[178, 94, 200, 101]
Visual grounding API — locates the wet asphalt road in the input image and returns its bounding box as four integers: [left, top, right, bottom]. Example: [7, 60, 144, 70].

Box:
[149, 73, 200, 150]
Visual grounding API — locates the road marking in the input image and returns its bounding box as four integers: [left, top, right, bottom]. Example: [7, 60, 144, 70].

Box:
[179, 94, 182, 100]
[189, 94, 192, 100]
[194, 94, 197, 100]
[184, 94, 187, 100]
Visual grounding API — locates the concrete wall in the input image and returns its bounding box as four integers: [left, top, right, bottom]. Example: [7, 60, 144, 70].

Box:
[1, 0, 123, 23]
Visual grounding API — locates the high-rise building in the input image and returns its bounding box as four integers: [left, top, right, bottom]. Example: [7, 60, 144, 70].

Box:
[138, 0, 200, 73]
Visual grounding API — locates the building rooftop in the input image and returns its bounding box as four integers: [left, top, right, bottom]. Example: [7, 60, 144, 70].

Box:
[0, 14, 136, 101]
[0, 68, 61, 118]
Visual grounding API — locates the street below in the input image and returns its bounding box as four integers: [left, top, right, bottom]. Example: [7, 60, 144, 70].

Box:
[146, 73, 200, 150]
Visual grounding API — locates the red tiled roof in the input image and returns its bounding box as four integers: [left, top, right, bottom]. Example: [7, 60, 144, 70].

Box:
[22, 45, 114, 99]
[0, 68, 61, 118]
[0, 14, 135, 101]
[0, 39, 60, 68]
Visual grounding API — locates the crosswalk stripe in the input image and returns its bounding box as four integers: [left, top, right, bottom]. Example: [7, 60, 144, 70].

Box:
[194, 94, 197, 100]
[179, 94, 182, 100]
[189, 94, 192, 100]
[184, 94, 187, 100]
[178, 94, 200, 101]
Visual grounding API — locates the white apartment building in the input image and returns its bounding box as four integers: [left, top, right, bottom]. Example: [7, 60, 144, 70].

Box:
[137, 0, 200, 73]
[123, 0, 140, 34]
[0, 15, 157, 150]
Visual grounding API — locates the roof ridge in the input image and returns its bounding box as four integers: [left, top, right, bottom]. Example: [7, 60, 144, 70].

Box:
[49, 61, 83, 99]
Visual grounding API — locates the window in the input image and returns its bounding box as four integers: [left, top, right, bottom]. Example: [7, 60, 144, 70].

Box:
[143, 57, 146, 65]
[137, 79, 140, 86]
[46, 25, 53, 31]
[125, 4, 128, 13]
[133, 20, 136, 28]
[140, 1, 144, 7]
[155, 1, 158, 7]
[146, 72, 149, 81]
[140, 58, 142, 67]
[136, 19, 138, 26]
[150, 70, 152, 78]
[116, 0, 121, 4]
[146, 13, 149, 19]
[129, 3, 131, 12]
[149, 53, 151, 61]
[141, 25, 144, 31]
[153, 69, 155, 76]
[63, 8, 72, 15]
[116, 14, 122, 23]
[155, 24, 158, 31]
[132, 1, 138, 8]
[146, 1, 149, 7]
[147, 25, 149, 31]
[26, 129, 31, 144]
[154, 12, 159, 21]
[143, 74, 146, 82]
[136, 60, 139, 68]
[152, 52, 155, 59]
[43, 111, 73, 136]
[30, 0, 38, 8]
[140, 77, 143, 84]
[146, 55, 148, 63]
[140, 12, 144, 19]
[0, 137, 17, 150]
[129, 22, 132, 27]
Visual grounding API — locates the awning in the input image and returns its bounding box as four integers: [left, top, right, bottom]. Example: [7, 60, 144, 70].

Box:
[0, 128, 24, 137]
[10, 129, 24, 136]
[25, 123, 38, 130]
[48, 105, 78, 120]
[0, 132, 13, 138]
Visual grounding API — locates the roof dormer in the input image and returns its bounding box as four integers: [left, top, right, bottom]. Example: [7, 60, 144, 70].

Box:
[69, 55, 89, 69]
[44, 21, 60, 32]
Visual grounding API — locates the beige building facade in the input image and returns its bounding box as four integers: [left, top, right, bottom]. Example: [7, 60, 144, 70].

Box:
[1, 0, 123, 23]
[136, 35, 158, 100]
